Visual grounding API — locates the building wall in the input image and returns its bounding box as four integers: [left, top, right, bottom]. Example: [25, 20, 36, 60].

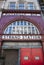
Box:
[0, 0, 44, 48]
[0, 15, 44, 34]
[0, 0, 40, 18]
[0, 0, 40, 10]
[3, 0, 40, 10]
[0, 0, 44, 64]
[38, 0, 44, 20]
[0, 0, 42, 18]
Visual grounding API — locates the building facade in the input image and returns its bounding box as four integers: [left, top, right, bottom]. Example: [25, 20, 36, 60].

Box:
[38, 0, 44, 19]
[38, 0, 44, 13]
[0, 0, 44, 65]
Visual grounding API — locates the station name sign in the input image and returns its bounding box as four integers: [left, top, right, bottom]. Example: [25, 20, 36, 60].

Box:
[2, 35, 41, 40]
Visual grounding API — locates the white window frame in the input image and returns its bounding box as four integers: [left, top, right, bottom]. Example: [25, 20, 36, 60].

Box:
[18, 3, 25, 10]
[8, 2, 16, 9]
[4, 21, 39, 34]
[27, 2, 35, 10]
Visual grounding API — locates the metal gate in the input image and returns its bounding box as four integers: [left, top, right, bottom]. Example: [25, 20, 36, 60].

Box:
[4, 49, 18, 65]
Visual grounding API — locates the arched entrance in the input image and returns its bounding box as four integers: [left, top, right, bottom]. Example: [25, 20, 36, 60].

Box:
[2, 20, 43, 65]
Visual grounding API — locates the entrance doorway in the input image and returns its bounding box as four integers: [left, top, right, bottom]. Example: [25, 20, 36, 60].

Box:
[4, 49, 19, 65]
[2, 42, 43, 65]
[20, 48, 43, 65]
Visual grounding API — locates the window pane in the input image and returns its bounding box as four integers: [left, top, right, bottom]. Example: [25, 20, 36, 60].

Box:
[20, 30, 23, 34]
[28, 22, 30, 25]
[9, 27, 12, 34]
[24, 22, 26, 25]
[24, 31, 27, 34]
[19, 3, 24, 10]
[28, 3, 34, 10]
[29, 3, 33, 7]
[13, 22, 16, 25]
[28, 6, 33, 10]
[21, 21, 23, 25]
[32, 27, 34, 30]
[17, 21, 19, 25]
[5, 28, 8, 34]
[9, 2, 15, 9]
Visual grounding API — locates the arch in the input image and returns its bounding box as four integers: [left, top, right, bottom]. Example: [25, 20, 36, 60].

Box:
[2, 16, 41, 34]
[4, 21, 40, 34]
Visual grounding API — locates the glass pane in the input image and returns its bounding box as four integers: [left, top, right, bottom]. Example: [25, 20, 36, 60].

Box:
[20, 30, 23, 34]
[24, 21, 26, 25]
[24, 27, 27, 30]
[17, 21, 19, 25]
[19, 3, 24, 10]
[28, 22, 30, 25]
[28, 3, 34, 10]
[28, 6, 33, 10]
[13, 22, 16, 25]
[9, 27, 12, 34]
[28, 27, 31, 30]
[32, 27, 34, 30]
[21, 21, 23, 25]
[5, 28, 8, 34]
[29, 3, 33, 7]
[20, 27, 23, 30]
[24, 31, 27, 34]
[9, 2, 15, 9]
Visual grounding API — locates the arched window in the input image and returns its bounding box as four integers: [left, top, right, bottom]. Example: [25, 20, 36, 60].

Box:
[4, 21, 39, 34]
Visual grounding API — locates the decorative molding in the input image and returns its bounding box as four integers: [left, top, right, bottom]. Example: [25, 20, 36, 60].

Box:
[2, 9, 41, 14]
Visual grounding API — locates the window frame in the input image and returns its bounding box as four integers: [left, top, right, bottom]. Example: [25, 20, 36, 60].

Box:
[9, 2, 16, 10]
[27, 2, 35, 10]
[4, 21, 39, 34]
[18, 3, 25, 10]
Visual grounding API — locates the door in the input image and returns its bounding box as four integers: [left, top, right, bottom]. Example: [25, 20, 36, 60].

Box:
[20, 48, 43, 65]
[4, 49, 18, 65]
[20, 48, 32, 65]
[32, 48, 43, 65]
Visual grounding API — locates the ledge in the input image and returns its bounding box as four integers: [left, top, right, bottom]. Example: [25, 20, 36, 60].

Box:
[2, 9, 41, 14]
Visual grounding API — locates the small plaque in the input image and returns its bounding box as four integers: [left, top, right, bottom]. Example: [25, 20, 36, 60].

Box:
[24, 56, 28, 60]
[35, 56, 40, 60]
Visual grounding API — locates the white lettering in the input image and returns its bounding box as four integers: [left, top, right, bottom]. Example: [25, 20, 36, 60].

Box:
[2, 35, 41, 40]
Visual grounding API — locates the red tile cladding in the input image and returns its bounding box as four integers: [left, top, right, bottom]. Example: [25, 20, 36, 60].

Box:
[0, 15, 44, 34]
